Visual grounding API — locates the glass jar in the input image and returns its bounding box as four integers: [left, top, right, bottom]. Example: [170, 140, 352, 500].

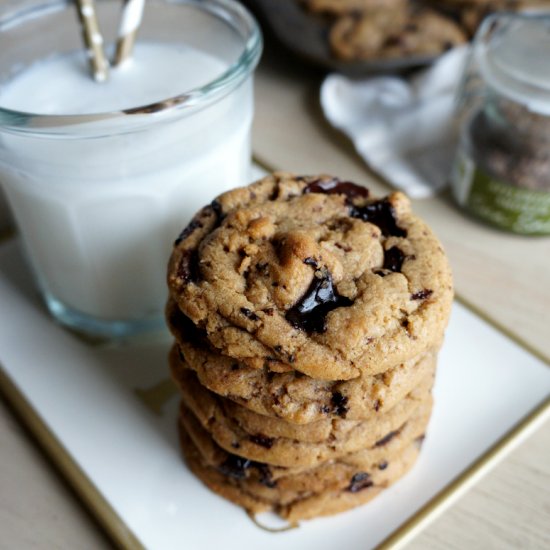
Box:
[0, 0, 262, 337]
[451, 12, 550, 235]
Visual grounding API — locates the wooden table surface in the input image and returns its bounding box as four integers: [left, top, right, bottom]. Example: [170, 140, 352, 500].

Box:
[1, 10, 549, 550]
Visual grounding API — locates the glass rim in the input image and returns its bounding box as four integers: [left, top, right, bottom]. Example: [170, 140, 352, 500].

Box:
[0, 0, 263, 136]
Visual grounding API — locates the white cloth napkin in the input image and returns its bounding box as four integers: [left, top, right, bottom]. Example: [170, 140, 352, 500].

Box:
[320, 47, 470, 198]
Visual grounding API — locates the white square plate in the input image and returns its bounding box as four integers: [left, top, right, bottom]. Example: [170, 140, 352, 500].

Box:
[0, 239, 549, 550]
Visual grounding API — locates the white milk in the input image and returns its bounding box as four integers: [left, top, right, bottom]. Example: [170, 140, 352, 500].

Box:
[0, 43, 253, 328]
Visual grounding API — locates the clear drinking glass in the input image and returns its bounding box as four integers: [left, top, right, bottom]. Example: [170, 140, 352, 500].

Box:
[0, 0, 262, 337]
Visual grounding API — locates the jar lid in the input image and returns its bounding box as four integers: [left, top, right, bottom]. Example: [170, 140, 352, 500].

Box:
[477, 13, 550, 115]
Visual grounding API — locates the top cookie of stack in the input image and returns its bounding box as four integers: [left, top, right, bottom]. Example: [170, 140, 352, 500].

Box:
[167, 172, 453, 382]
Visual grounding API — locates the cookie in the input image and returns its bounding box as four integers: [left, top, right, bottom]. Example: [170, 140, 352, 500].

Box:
[180, 423, 421, 521]
[330, 7, 467, 60]
[167, 173, 453, 381]
[177, 368, 433, 467]
[168, 335, 439, 423]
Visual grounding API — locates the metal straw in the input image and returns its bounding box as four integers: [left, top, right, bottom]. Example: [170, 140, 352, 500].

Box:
[75, 0, 110, 82]
[113, 0, 146, 66]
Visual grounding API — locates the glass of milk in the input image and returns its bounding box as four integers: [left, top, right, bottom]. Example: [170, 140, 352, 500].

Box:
[0, 0, 262, 337]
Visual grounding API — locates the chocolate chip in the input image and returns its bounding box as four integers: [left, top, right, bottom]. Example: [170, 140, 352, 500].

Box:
[218, 454, 274, 486]
[383, 247, 405, 272]
[285, 270, 353, 333]
[256, 262, 269, 274]
[257, 464, 276, 488]
[169, 307, 206, 344]
[249, 434, 275, 449]
[320, 405, 331, 414]
[373, 400, 381, 412]
[240, 307, 259, 321]
[274, 345, 283, 353]
[331, 392, 349, 417]
[348, 472, 373, 493]
[218, 455, 253, 479]
[268, 185, 280, 201]
[174, 219, 203, 246]
[231, 363, 240, 371]
[177, 249, 201, 283]
[176, 201, 224, 246]
[335, 243, 352, 252]
[375, 430, 399, 447]
[263, 308, 275, 316]
[304, 178, 370, 201]
[383, 35, 403, 48]
[378, 461, 388, 470]
[287, 354, 295, 364]
[350, 198, 407, 237]
[210, 199, 223, 220]
[303, 257, 318, 268]
[411, 289, 433, 300]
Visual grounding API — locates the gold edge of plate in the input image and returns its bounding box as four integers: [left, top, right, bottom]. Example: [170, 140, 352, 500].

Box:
[0, 367, 145, 550]
[376, 395, 550, 550]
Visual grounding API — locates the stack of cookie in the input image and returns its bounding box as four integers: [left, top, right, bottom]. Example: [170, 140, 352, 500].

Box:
[166, 173, 453, 522]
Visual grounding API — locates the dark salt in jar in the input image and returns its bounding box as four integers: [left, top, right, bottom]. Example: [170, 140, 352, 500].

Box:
[451, 13, 550, 235]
